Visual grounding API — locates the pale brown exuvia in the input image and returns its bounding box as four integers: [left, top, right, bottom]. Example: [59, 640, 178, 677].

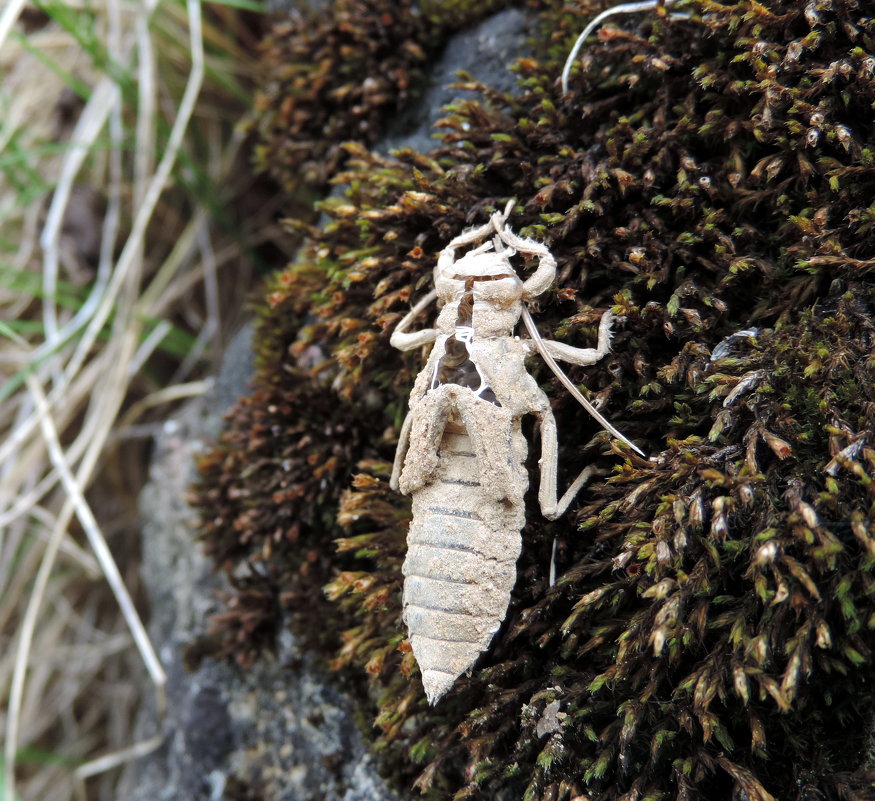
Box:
[390, 202, 640, 704]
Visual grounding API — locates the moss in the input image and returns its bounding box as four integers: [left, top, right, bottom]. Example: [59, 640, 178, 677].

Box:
[192, 0, 875, 798]
[251, 0, 513, 194]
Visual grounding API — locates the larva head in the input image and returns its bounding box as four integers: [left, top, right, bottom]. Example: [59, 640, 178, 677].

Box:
[434, 241, 524, 305]
[433, 202, 557, 303]
[451, 245, 517, 280]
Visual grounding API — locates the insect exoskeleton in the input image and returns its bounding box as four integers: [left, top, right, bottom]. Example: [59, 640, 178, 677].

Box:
[389, 202, 638, 704]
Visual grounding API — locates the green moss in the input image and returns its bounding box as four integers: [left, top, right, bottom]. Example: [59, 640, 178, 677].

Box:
[191, 0, 875, 798]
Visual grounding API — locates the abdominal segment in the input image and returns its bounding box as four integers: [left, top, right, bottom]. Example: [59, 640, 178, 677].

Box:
[402, 422, 526, 704]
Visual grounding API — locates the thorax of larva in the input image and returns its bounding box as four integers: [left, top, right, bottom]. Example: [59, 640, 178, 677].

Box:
[433, 300, 521, 339]
[434, 253, 525, 340]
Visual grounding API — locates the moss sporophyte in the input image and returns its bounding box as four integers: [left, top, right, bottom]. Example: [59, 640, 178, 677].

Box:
[191, 0, 875, 798]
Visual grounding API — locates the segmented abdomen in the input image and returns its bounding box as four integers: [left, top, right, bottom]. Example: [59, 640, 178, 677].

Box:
[402, 422, 526, 704]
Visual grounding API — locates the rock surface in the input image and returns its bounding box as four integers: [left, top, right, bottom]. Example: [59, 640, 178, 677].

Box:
[121, 326, 402, 801]
[379, 6, 530, 154]
[122, 8, 533, 800]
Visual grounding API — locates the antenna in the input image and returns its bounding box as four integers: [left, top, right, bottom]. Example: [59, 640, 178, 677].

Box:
[561, 0, 686, 95]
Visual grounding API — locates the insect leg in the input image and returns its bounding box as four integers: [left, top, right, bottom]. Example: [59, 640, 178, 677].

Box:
[523, 307, 645, 457]
[491, 223, 556, 299]
[536, 403, 602, 520]
[390, 289, 438, 352]
[538, 310, 614, 366]
[390, 411, 415, 492]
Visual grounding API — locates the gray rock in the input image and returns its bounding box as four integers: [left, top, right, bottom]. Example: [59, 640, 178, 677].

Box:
[120, 325, 402, 801]
[125, 8, 534, 799]
[265, 0, 330, 15]
[380, 7, 532, 155]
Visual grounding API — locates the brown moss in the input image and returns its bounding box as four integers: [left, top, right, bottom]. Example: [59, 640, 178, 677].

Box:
[252, 0, 513, 194]
[192, 0, 875, 798]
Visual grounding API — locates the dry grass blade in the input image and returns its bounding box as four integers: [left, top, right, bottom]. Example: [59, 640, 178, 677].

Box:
[0, 0, 266, 798]
[0, 0, 28, 52]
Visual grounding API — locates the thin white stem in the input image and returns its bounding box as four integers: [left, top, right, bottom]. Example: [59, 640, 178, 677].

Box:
[0, 0, 26, 52]
[73, 734, 164, 781]
[127, 320, 173, 379]
[561, 0, 681, 95]
[63, 0, 204, 387]
[116, 380, 211, 432]
[0, 0, 206, 475]
[29, 374, 167, 695]
[40, 78, 119, 354]
[26, 505, 101, 575]
[135, 4, 157, 212]
[199, 216, 222, 356]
